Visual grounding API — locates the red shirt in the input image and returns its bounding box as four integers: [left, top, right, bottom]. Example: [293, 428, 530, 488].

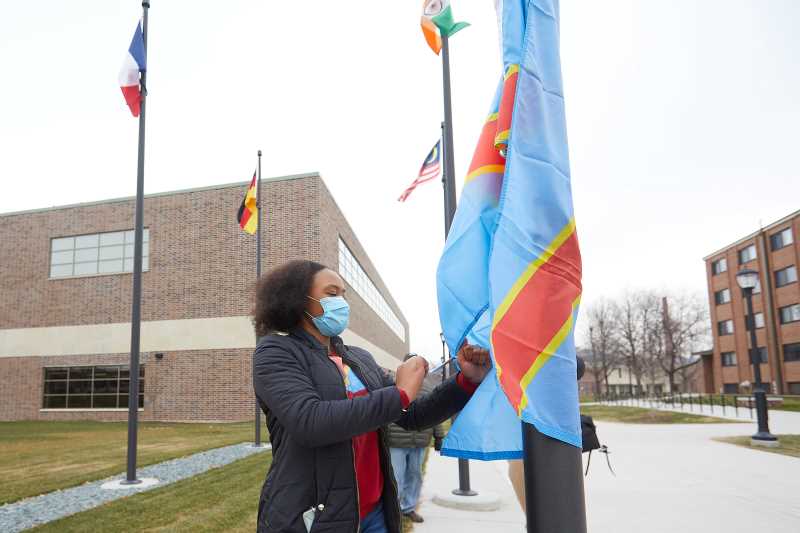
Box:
[328, 353, 477, 518]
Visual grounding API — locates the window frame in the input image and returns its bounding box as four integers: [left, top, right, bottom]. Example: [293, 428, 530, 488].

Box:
[753, 312, 765, 330]
[722, 383, 739, 394]
[775, 265, 798, 288]
[779, 304, 800, 325]
[717, 319, 734, 336]
[337, 238, 405, 341]
[49, 229, 150, 280]
[711, 258, 727, 275]
[721, 351, 737, 367]
[41, 365, 145, 411]
[714, 288, 731, 305]
[770, 227, 794, 251]
[784, 342, 800, 363]
[738, 244, 757, 265]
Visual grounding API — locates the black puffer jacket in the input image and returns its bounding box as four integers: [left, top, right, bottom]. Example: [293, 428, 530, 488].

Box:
[386, 382, 447, 448]
[253, 330, 471, 533]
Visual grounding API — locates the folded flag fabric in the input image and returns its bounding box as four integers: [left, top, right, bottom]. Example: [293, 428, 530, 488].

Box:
[237, 172, 258, 235]
[420, 0, 469, 55]
[119, 22, 146, 117]
[398, 140, 441, 202]
[438, 0, 583, 460]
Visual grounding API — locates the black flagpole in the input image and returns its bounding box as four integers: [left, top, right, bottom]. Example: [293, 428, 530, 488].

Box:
[440, 31, 475, 497]
[522, 422, 587, 532]
[123, 0, 150, 485]
[254, 150, 263, 447]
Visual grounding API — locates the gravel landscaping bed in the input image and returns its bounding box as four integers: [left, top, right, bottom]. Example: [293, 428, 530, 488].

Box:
[0, 442, 270, 532]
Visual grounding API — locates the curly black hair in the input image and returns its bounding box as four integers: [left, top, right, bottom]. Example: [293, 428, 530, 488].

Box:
[253, 259, 327, 336]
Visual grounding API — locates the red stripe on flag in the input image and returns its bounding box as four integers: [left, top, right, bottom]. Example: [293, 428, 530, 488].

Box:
[467, 120, 505, 177]
[491, 231, 582, 411]
[121, 85, 141, 117]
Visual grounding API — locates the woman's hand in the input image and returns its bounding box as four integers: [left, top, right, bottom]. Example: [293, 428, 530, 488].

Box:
[395, 355, 428, 401]
[457, 342, 492, 384]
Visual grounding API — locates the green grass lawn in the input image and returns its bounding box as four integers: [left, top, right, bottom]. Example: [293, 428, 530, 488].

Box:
[32, 446, 427, 533]
[714, 435, 800, 459]
[773, 397, 800, 412]
[31, 451, 272, 533]
[580, 405, 731, 424]
[0, 420, 253, 505]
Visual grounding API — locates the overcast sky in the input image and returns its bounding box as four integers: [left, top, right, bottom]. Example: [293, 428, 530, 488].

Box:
[2, 1, 799, 361]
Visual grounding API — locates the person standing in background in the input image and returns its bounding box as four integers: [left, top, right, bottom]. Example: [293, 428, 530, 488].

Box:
[387, 353, 447, 524]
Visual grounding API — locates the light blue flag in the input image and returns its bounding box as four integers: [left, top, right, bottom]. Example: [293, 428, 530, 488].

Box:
[437, 0, 583, 460]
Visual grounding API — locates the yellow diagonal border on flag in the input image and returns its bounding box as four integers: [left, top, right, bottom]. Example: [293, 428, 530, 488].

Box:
[504, 64, 520, 80]
[516, 294, 581, 415]
[465, 164, 506, 185]
[492, 218, 577, 331]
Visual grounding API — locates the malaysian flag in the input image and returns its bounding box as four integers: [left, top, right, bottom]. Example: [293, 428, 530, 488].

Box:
[398, 140, 441, 202]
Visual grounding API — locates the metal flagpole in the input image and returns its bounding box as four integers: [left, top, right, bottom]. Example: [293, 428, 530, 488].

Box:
[254, 149, 263, 447]
[522, 422, 587, 532]
[441, 35, 457, 237]
[440, 121, 448, 236]
[440, 31, 475, 497]
[123, 0, 150, 485]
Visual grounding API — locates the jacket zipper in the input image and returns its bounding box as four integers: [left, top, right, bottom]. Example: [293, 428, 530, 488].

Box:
[319, 345, 361, 532]
[344, 348, 405, 533]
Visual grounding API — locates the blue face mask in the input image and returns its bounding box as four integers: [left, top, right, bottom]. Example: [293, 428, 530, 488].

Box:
[306, 296, 350, 337]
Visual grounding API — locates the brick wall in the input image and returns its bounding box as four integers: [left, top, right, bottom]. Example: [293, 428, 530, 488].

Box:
[0, 349, 254, 422]
[0, 176, 322, 329]
[0, 175, 409, 421]
[704, 212, 800, 393]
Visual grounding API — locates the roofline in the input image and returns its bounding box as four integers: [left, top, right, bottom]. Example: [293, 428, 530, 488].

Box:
[702, 208, 800, 261]
[0, 172, 321, 218]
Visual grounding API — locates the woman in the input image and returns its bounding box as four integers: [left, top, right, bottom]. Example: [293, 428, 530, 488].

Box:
[252, 260, 490, 533]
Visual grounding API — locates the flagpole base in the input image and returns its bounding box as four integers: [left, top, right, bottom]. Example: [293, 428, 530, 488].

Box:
[432, 491, 501, 512]
[102, 477, 159, 490]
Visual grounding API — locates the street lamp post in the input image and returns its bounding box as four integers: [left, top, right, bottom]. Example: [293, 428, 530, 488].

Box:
[735, 268, 778, 446]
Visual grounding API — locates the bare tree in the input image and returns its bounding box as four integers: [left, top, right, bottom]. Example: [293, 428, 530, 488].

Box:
[583, 298, 621, 394]
[612, 290, 660, 392]
[653, 292, 709, 392]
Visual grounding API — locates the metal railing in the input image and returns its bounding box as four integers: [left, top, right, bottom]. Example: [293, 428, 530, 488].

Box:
[594, 391, 800, 419]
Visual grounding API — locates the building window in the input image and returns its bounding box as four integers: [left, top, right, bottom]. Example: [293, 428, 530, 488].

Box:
[753, 347, 768, 364]
[770, 227, 794, 251]
[717, 319, 734, 336]
[711, 258, 727, 275]
[714, 288, 731, 305]
[775, 265, 798, 288]
[723, 383, 738, 394]
[42, 365, 144, 409]
[337, 238, 405, 340]
[721, 352, 737, 367]
[738, 244, 757, 265]
[753, 279, 762, 295]
[50, 229, 150, 279]
[746, 312, 765, 330]
[784, 342, 800, 362]
[779, 304, 800, 324]
[787, 382, 800, 395]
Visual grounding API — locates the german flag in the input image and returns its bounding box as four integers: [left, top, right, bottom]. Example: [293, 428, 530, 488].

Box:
[237, 172, 258, 235]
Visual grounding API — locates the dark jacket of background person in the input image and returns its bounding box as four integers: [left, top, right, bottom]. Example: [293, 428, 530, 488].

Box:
[253, 329, 471, 533]
[386, 379, 447, 449]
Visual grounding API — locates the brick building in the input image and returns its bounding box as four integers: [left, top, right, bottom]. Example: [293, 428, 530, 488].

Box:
[704, 209, 800, 395]
[0, 173, 410, 422]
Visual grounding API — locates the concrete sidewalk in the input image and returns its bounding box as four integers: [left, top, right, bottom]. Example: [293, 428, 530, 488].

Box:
[414, 452, 525, 532]
[413, 412, 800, 532]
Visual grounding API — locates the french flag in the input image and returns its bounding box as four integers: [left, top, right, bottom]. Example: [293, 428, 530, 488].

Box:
[119, 23, 146, 117]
